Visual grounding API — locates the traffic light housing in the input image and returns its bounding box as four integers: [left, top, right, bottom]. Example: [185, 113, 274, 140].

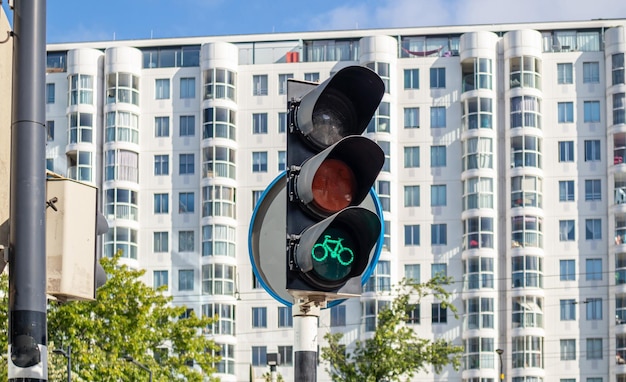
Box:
[286, 66, 385, 300]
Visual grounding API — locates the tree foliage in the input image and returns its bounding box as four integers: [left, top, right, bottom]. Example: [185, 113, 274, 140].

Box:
[321, 275, 463, 382]
[0, 254, 220, 381]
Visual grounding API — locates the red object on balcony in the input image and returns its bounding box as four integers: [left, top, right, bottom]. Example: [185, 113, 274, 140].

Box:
[615, 156, 623, 165]
[286, 51, 299, 63]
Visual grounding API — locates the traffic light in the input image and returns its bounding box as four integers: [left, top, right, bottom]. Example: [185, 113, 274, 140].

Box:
[286, 66, 385, 300]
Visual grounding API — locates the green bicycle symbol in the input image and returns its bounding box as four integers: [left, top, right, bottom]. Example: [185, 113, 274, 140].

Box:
[311, 235, 354, 266]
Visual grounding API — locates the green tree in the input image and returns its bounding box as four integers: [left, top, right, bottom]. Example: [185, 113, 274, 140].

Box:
[321, 276, 463, 382]
[47, 254, 220, 381]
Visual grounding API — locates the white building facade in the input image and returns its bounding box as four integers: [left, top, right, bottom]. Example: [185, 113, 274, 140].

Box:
[43, 19, 626, 382]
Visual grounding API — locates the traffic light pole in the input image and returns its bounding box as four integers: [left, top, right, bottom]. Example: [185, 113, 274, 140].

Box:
[293, 299, 322, 382]
[8, 0, 48, 380]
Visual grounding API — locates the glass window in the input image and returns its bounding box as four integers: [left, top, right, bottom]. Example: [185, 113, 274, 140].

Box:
[202, 145, 236, 179]
[46, 83, 55, 104]
[201, 224, 236, 257]
[584, 101, 601, 123]
[278, 151, 286, 172]
[179, 192, 194, 213]
[180, 77, 195, 98]
[557, 63, 573, 84]
[404, 225, 420, 246]
[364, 260, 391, 292]
[585, 219, 602, 240]
[278, 346, 293, 366]
[584, 140, 601, 161]
[153, 232, 168, 252]
[155, 116, 170, 137]
[586, 258, 602, 280]
[559, 220, 575, 241]
[614, 92, 625, 125]
[178, 230, 194, 252]
[46, 120, 54, 141]
[69, 74, 94, 105]
[583, 61, 600, 83]
[330, 305, 346, 327]
[561, 300, 576, 320]
[278, 112, 287, 133]
[377, 181, 390, 212]
[586, 338, 602, 360]
[203, 67, 236, 101]
[430, 67, 446, 88]
[613, 53, 625, 86]
[586, 298, 602, 320]
[560, 260, 575, 281]
[463, 137, 493, 170]
[179, 153, 194, 175]
[154, 193, 169, 214]
[559, 141, 574, 162]
[431, 185, 447, 206]
[431, 224, 447, 245]
[510, 95, 541, 128]
[404, 68, 419, 89]
[404, 146, 420, 168]
[404, 264, 420, 284]
[201, 185, 236, 219]
[406, 304, 420, 325]
[404, 107, 419, 128]
[511, 216, 544, 249]
[431, 145, 447, 167]
[559, 181, 575, 202]
[252, 307, 267, 328]
[278, 306, 292, 328]
[463, 96, 493, 130]
[404, 186, 420, 207]
[431, 263, 447, 278]
[560, 339, 576, 360]
[430, 106, 446, 128]
[155, 78, 170, 99]
[304, 72, 319, 82]
[432, 303, 447, 323]
[463, 217, 494, 249]
[511, 136, 542, 169]
[465, 298, 494, 330]
[558, 102, 574, 123]
[512, 335, 543, 369]
[251, 346, 267, 366]
[179, 115, 195, 136]
[252, 113, 268, 134]
[153, 270, 168, 290]
[585, 179, 601, 201]
[278, 73, 293, 95]
[509, 56, 541, 89]
[178, 270, 194, 291]
[253, 75, 268, 95]
[252, 151, 268, 172]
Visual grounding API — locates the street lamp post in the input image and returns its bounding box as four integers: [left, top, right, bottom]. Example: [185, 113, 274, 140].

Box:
[52, 345, 71, 382]
[123, 355, 153, 382]
[496, 348, 504, 381]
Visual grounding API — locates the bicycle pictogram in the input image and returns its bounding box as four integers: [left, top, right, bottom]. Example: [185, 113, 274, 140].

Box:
[311, 235, 354, 266]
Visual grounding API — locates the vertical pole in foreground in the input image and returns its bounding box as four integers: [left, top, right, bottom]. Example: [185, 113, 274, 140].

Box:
[8, 0, 48, 381]
[293, 300, 321, 382]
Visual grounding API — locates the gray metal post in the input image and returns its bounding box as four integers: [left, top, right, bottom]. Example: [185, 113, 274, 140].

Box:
[8, 0, 48, 381]
[293, 300, 320, 382]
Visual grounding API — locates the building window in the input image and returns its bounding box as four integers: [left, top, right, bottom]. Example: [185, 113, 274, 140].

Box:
[585, 219, 602, 240]
[106, 110, 139, 144]
[614, 93, 625, 125]
[559, 181, 575, 202]
[511, 136, 542, 169]
[559, 220, 575, 241]
[613, 53, 625, 86]
[432, 263, 447, 278]
[463, 217, 494, 249]
[431, 185, 447, 206]
[431, 145, 447, 167]
[278, 73, 293, 95]
[464, 257, 494, 290]
[202, 146, 236, 179]
[560, 339, 576, 360]
[155, 116, 170, 137]
[363, 260, 391, 292]
[252, 307, 267, 328]
[252, 151, 268, 172]
[203, 67, 236, 101]
[512, 336, 543, 368]
[180, 77, 195, 98]
[253, 74, 268, 96]
[404, 146, 420, 168]
[153, 232, 169, 252]
[179, 192, 194, 213]
[251, 346, 267, 366]
[557, 63, 573, 84]
[463, 137, 493, 170]
[586, 339, 603, 360]
[278, 306, 293, 328]
[278, 151, 286, 172]
[203, 304, 235, 336]
[584, 101, 601, 123]
[585, 179, 601, 201]
[202, 224, 236, 257]
[404, 225, 420, 246]
[252, 113, 268, 134]
[202, 263, 235, 295]
[377, 180, 390, 212]
[179, 115, 195, 136]
[404, 107, 420, 129]
[380, 140, 391, 172]
[330, 305, 346, 327]
[510, 56, 541, 89]
[406, 304, 420, 324]
[583, 61, 600, 83]
[46, 120, 54, 141]
[559, 141, 574, 162]
[153, 270, 168, 290]
[179, 154, 194, 175]
[586, 298, 602, 320]
[432, 303, 447, 323]
[586, 258, 602, 280]
[366, 102, 390, 133]
[155, 78, 170, 99]
[560, 260, 575, 281]
[69, 74, 94, 105]
[430, 106, 446, 128]
[512, 296, 543, 329]
[512, 255, 543, 287]
[584, 140, 601, 161]
[465, 298, 494, 330]
[405, 264, 420, 284]
[430, 67, 446, 88]
[404, 186, 420, 207]
[68, 112, 94, 144]
[201, 185, 235, 219]
[46, 158, 54, 171]
[278, 346, 293, 366]
[179, 230, 194, 252]
[512, 216, 544, 248]
[203, 107, 236, 140]
[560, 299, 576, 320]
[510, 96, 541, 128]
[154, 193, 169, 214]
[46, 83, 55, 104]
[278, 112, 287, 133]
[558, 102, 574, 123]
[404, 68, 419, 89]
[431, 224, 447, 245]
[304, 72, 319, 82]
[178, 270, 194, 291]
[463, 96, 493, 130]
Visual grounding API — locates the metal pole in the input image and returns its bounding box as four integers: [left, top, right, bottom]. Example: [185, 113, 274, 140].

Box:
[293, 300, 320, 382]
[496, 348, 504, 381]
[8, 0, 48, 381]
[52, 345, 71, 382]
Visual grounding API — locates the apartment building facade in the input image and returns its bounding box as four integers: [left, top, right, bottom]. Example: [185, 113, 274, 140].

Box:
[42, 19, 626, 382]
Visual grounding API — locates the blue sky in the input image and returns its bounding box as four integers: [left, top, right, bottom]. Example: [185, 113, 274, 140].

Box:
[3, 0, 626, 43]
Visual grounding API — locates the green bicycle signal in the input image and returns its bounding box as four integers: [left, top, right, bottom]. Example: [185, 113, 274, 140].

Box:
[311, 235, 354, 266]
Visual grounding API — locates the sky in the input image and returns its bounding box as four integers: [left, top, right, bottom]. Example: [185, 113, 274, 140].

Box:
[2, 0, 626, 43]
